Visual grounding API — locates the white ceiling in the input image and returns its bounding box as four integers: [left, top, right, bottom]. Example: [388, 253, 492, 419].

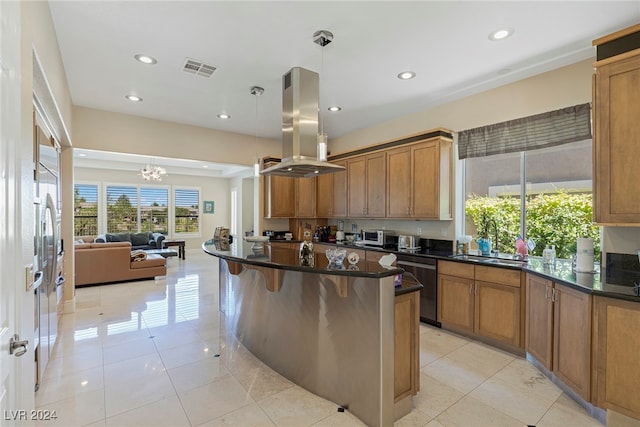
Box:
[49, 1, 640, 176]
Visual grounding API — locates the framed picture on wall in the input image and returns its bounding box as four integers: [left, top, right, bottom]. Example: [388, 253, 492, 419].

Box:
[203, 201, 215, 214]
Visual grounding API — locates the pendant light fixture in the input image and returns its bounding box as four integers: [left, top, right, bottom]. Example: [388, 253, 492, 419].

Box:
[139, 158, 167, 181]
[313, 30, 333, 162]
[250, 85, 264, 176]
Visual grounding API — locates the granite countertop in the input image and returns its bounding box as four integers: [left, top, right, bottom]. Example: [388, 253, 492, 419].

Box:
[202, 239, 404, 280]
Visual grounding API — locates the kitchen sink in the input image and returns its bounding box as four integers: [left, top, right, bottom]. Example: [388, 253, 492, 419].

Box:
[453, 254, 528, 267]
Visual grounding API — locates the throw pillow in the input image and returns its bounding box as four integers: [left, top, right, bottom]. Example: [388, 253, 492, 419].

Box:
[106, 232, 129, 243]
[131, 232, 151, 247]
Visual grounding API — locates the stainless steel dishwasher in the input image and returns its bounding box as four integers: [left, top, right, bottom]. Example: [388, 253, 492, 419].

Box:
[397, 254, 439, 327]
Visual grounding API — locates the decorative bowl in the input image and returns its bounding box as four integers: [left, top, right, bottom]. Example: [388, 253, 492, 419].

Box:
[325, 248, 347, 265]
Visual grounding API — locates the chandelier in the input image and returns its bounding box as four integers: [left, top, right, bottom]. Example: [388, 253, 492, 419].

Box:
[139, 162, 167, 181]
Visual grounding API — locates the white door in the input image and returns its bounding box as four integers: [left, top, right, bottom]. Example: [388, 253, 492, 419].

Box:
[0, 0, 26, 420]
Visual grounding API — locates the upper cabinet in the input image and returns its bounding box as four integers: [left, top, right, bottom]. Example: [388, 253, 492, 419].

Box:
[295, 176, 317, 218]
[386, 137, 452, 220]
[316, 160, 347, 218]
[347, 152, 386, 218]
[593, 24, 640, 225]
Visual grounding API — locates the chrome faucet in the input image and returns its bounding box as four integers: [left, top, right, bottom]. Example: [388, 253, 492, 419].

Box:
[489, 219, 499, 256]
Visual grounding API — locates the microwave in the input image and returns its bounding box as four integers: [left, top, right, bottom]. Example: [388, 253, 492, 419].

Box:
[362, 230, 396, 247]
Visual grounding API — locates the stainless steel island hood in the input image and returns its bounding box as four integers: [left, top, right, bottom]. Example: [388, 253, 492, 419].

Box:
[260, 67, 346, 177]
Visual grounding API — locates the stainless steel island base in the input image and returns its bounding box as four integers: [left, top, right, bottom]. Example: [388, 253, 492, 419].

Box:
[219, 259, 397, 427]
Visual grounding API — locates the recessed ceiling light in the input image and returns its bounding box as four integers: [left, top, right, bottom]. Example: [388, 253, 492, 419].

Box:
[134, 54, 157, 65]
[489, 28, 514, 41]
[78, 153, 87, 157]
[202, 165, 209, 168]
[217, 113, 230, 119]
[328, 106, 342, 112]
[125, 95, 142, 102]
[397, 71, 416, 80]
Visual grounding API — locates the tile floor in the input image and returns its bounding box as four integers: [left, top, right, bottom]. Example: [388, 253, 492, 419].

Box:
[35, 250, 604, 426]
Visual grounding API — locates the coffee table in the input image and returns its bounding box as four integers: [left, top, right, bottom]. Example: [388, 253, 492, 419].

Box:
[144, 248, 178, 258]
[164, 239, 186, 260]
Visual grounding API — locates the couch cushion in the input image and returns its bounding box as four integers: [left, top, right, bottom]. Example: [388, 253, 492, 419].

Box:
[75, 243, 91, 250]
[106, 232, 130, 243]
[130, 232, 151, 247]
[90, 242, 131, 249]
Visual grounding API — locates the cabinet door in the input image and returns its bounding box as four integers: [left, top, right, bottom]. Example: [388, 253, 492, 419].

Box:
[412, 141, 439, 218]
[264, 175, 295, 218]
[331, 160, 347, 218]
[394, 291, 420, 401]
[295, 177, 316, 218]
[553, 284, 591, 401]
[347, 156, 366, 217]
[316, 173, 333, 217]
[594, 296, 640, 419]
[386, 147, 411, 218]
[474, 280, 521, 347]
[366, 152, 386, 217]
[437, 274, 474, 332]
[594, 53, 640, 224]
[525, 274, 554, 370]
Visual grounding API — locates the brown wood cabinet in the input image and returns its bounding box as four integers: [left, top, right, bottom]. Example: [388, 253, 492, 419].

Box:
[593, 28, 640, 224]
[394, 290, 420, 401]
[438, 260, 522, 348]
[295, 176, 317, 218]
[593, 296, 640, 419]
[386, 138, 452, 220]
[263, 174, 295, 218]
[316, 160, 347, 218]
[525, 274, 592, 400]
[347, 152, 386, 218]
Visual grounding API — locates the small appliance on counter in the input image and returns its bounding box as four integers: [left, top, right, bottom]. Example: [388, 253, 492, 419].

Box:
[361, 230, 397, 248]
[398, 235, 419, 251]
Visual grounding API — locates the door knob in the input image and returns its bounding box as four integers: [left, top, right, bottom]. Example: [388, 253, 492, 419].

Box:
[9, 334, 28, 357]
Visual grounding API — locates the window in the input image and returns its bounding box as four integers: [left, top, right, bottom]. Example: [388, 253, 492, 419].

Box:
[464, 140, 599, 260]
[106, 185, 138, 233]
[140, 187, 168, 234]
[74, 183, 98, 236]
[174, 188, 199, 234]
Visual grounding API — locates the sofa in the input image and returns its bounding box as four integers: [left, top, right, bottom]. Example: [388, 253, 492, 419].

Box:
[75, 241, 167, 286]
[95, 232, 166, 250]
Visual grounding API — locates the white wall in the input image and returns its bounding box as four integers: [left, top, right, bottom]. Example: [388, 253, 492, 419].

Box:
[75, 167, 230, 251]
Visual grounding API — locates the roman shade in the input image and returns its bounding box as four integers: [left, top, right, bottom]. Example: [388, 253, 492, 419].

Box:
[458, 103, 592, 159]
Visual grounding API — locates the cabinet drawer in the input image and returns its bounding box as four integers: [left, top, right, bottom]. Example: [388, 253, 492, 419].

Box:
[438, 260, 474, 280]
[475, 265, 521, 288]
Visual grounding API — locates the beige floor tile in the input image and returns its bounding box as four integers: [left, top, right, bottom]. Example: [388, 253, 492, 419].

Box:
[233, 364, 295, 401]
[35, 388, 105, 427]
[35, 365, 104, 406]
[393, 408, 432, 427]
[492, 358, 562, 401]
[102, 335, 158, 365]
[434, 395, 523, 426]
[469, 376, 557, 425]
[44, 346, 104, 380]
[167, 357, 231, 392]
[413, 373, 465, 419]
[419, 327, 469, 367]
[608, 410, 640, 427]
[157, 338, 216, 369]
[148, 325, 205, 350]
[312, 409, 367, 426]
[101, 327, 151, 348]
[257, 386, 338, 427]
[536, 393, 603, 427]
[179, 376, 253, 426]
[104, 370, 176, 418]
[103, 353, 166, 383]
[421, 355, 492, 395]
[105, 395, 190, 427]
[198, 402, 276, 427]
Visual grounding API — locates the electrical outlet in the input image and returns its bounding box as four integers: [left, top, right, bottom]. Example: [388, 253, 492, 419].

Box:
[417, 227, 422, 235]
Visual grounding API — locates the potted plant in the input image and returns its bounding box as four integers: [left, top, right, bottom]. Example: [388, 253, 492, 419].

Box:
[477, 212, 492, 256]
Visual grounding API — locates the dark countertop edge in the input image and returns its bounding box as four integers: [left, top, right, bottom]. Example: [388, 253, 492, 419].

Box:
[395, 283, 423, 296]
[202, 245, 403, 279]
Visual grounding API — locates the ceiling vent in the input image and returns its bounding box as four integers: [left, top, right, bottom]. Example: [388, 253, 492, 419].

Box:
[182, 58, 216, 78]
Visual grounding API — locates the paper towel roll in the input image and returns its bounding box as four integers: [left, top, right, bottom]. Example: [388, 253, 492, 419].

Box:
[575, 237, 594, 272]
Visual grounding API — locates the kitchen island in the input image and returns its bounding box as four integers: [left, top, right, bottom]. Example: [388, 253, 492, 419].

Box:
[202, 239, 422, 427]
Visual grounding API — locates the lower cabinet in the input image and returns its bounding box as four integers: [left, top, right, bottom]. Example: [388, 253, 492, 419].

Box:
[593, 296, 640, 419]
[394, 290, 420, 401]
[525, 274, 592, 401]
[437, 261, 522, 348]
